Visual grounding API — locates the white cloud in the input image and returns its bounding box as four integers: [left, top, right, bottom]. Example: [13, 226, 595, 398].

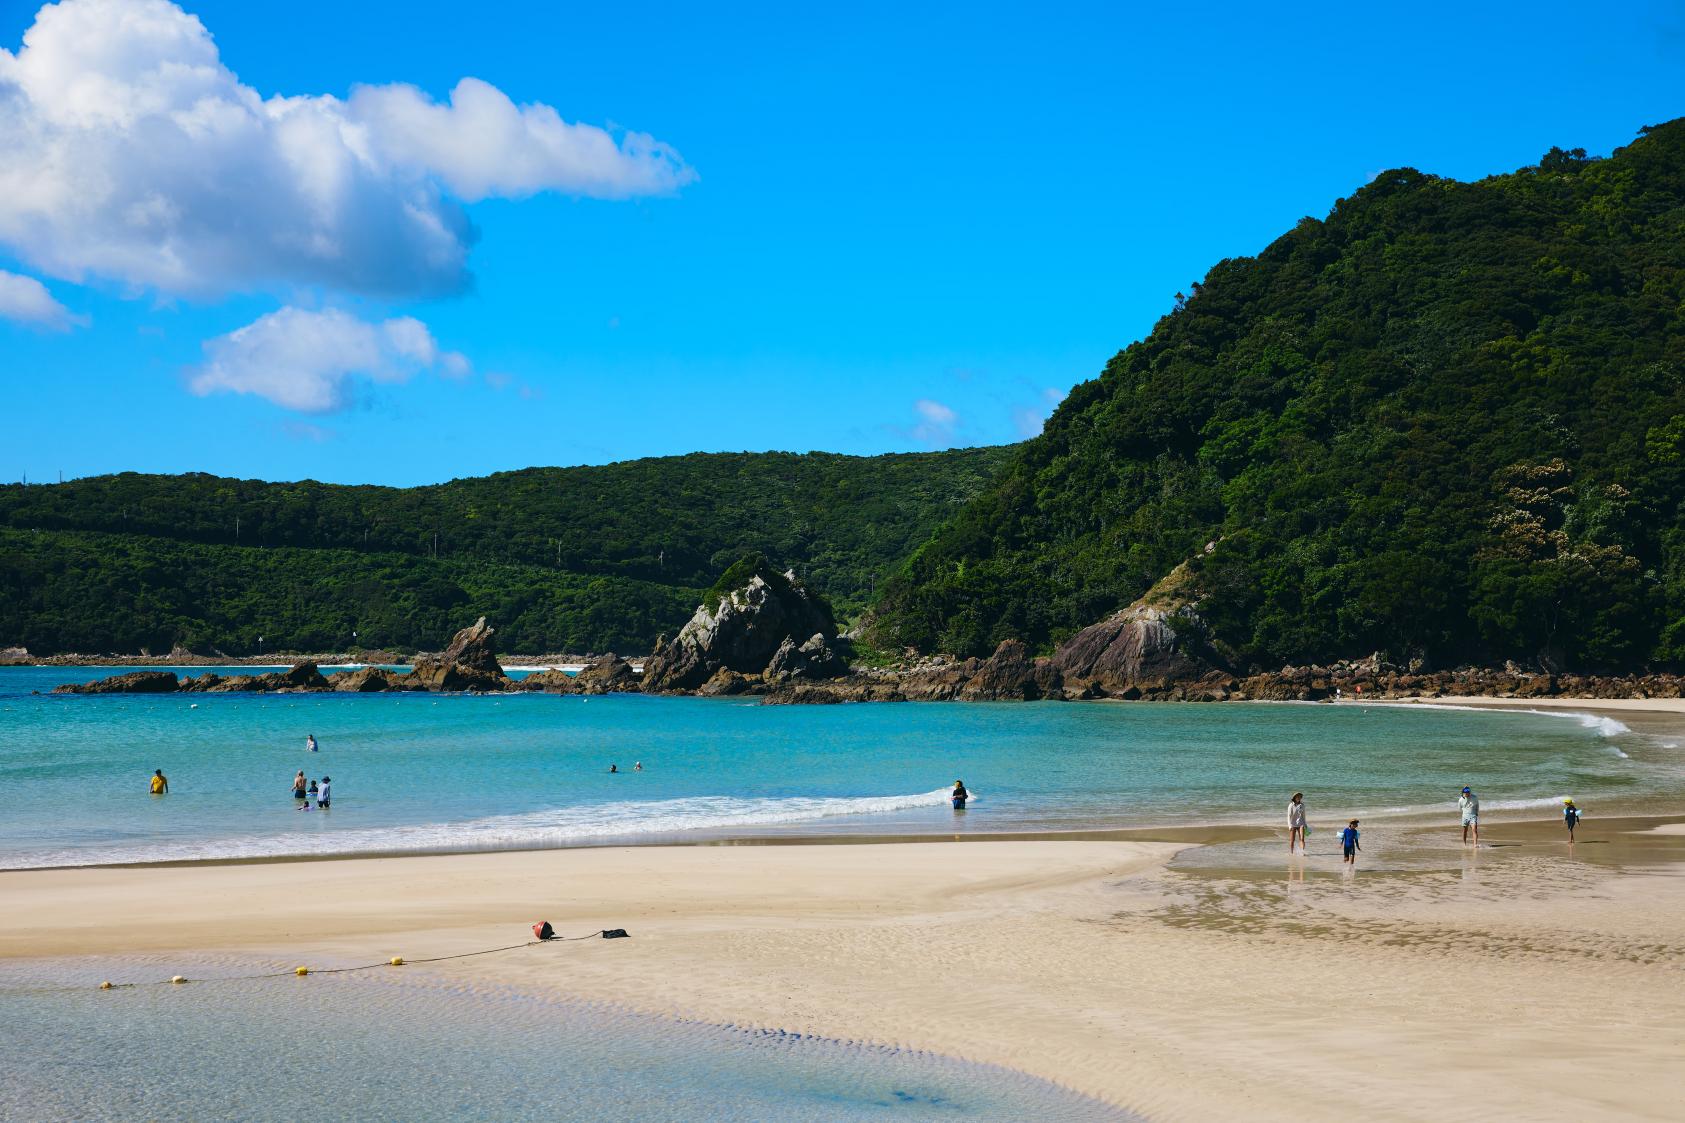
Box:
[189, 306, 467, 413]
[0, 267, 83, 329]
[1011, 386, 1067, 437]
[911, 398, 959, 446]
[0, 0, 695, 299]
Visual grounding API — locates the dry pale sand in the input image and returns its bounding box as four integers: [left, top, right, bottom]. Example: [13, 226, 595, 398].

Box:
[5, 827, 1684, 1122]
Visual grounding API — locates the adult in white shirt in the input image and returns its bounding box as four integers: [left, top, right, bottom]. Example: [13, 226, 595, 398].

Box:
[1459, 786, 1480, 845]
[1288, 792, 1308, 854]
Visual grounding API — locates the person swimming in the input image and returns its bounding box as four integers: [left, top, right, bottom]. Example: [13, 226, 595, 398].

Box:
[951, 780, 969, 810]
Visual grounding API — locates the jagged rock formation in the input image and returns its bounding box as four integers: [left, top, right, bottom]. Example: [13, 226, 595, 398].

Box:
[407, 617, 509, 692]
[641, 565, 845, 693]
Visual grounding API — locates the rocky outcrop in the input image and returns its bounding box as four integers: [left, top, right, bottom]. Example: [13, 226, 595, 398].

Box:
[184, 661, 333, 693]
[406, 617, 510, 692]
[327, 666, 415, 693]
[53, 670, 180, 694]
[571, 655, 642, 695]
[519, 655, 643, 695]
[641, 567, 844, 693]
[765, 639, 1066, 704]
[1051, 596, 1218, 697]
[519, 668, 579, 693]
[763, 632, 848, 684]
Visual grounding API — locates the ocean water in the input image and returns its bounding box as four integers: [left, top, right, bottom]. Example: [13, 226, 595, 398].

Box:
[1, 667, 1682, 868]
[0, 959, 1128, 1122]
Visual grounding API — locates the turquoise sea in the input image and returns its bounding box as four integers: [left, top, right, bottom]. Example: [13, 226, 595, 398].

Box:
[2, 666, 1682, 869]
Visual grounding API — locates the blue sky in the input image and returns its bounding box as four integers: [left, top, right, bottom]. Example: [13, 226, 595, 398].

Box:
[3, 0, 1682, 485]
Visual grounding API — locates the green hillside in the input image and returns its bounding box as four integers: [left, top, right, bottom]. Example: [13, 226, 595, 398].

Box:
[872, 122, 1685, 672]
[0, 448, 1009, 655]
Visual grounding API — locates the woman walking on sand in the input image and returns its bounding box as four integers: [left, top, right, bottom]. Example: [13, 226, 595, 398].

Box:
[1288, 792, 1308, 854]
[1564, 798, 1581, 842]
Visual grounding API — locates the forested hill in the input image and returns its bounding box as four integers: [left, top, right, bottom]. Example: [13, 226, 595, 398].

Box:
[0, 448, 1010, 655]
[872, 121, 1685, 673]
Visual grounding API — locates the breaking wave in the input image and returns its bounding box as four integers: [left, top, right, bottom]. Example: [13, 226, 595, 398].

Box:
[3, 788, 966, 869]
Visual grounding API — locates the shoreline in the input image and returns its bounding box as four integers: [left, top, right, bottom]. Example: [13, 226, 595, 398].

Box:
[6, 824, 1684, 1120]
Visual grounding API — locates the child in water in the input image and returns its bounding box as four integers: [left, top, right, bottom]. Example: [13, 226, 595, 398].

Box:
[1340, 819, 1361, 865]
[301, 780, 318, 810]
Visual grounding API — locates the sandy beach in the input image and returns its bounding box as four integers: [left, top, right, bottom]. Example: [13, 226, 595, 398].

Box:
[5, 811, 1684, 1122]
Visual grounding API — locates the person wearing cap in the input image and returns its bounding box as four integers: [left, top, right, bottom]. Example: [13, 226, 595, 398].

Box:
[1563, 798, 1580, 842]
[1287, 792, 1308, 854]
[1458, 786, 1480, 845]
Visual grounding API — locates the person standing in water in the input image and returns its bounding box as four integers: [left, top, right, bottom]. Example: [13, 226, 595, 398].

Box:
[1288, 792, 1308, 854]
[317, 776, 331, 810]
[150, 769, 169, 795]
[951, 780, 969, 809]
[306, 733, 318, 753]
[1459, 786, 1480, 845]
[1563, 798, 1581, 842]
[1340, 819, 1361, 866]
[292, 770, 307, 803]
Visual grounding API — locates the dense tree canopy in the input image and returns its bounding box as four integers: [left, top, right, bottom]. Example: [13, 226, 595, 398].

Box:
[872, 122, 1685, 672]
[0, 449, 1007, 655]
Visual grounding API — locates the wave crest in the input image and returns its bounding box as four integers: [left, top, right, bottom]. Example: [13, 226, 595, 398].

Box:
[5, 788, 967, 869]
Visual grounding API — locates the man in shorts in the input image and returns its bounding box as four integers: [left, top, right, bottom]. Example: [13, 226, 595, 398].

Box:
[1459, 786, 1480, 845]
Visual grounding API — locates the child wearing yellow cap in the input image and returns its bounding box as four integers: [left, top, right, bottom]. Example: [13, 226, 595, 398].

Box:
[1563, 798, 1581, 842]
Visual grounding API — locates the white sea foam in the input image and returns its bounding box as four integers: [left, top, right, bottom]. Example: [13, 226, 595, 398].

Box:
[4, 788, 965, 870]
[1572, 713, 1632, 737]
[1480, 796, 1573, 811]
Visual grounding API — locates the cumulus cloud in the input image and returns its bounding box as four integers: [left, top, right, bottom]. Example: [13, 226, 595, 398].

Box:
[0, 268, 83, 329]
[189, 306, 469, 413]
[0, 0, 695, 299]
[910, 398, 959, 446]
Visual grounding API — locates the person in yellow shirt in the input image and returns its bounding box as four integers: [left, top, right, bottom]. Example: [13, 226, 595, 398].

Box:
[150, 769, 168, 795]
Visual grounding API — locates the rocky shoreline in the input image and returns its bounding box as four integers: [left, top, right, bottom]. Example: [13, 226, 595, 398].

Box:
[44, 569, 1685, 703]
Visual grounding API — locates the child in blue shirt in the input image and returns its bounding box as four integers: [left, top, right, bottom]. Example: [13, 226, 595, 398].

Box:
[1341, 819, 1361, 865]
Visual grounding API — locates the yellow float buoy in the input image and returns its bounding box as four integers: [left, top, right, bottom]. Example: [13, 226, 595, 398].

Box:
[170, 975, 186, 984]
[295, 966, 309, 976]
[389, 956, 404, 966]
[98, 981, 113, 990]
